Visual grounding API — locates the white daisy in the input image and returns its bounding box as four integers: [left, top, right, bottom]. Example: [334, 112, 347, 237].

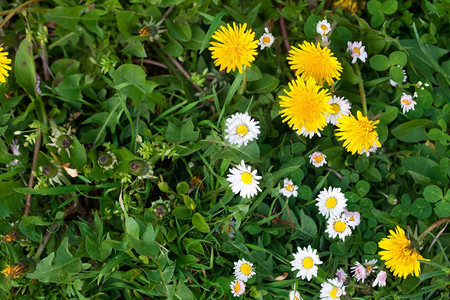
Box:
[325, 215, 352, 241]
[400, 93, 417, 114]
[351, 262, 367, 282]
[233, 259, 255, 282]
[227, 160, 262, 199]
[299, 126, 322, 139]
[342, 210, 360, 229]
[315, 187, 347, 218]
[309, 152, 327, 168]
[279, 178, 298, 197]
[335, 268, 347, 283]
[327, 96, 352, 125]
[389, 66, 407, 86]
[225, 112, 260, 147]
[230, 279, 245, 297]
[317, 20, 331, 43]
[320, 278, 346, 300]
[372, 270, 387, 287]
[363, 259, 378, 275]
[290, 245, 323, 281]
[258, 27, 274, 50]
[347, 41, 367, 64]
[289, 290, 303, 300]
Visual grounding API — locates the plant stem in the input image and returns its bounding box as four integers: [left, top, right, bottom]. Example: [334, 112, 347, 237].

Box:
[0, 0, 43, 30]
[353, 62, 367, 115]
[24, 133, 42, 216]
[238, 67, 248, 95]
[419, 217, 450, 240]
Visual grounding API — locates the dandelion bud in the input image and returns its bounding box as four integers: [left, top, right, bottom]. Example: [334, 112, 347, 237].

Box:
[129, 159, 154, 179]
[98, 151, 117, 171]
[2, 230, 19, 243]
[151, 199, 170, 218]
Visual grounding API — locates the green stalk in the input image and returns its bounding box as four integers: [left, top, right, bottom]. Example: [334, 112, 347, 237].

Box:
[353, 62, 367, 116]
[237, 67, 248, 95]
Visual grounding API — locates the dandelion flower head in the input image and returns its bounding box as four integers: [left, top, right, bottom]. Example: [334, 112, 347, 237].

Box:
[378, 226, 429, 279]
[0, 47, 12, 83]
[335, 111, 382, 155]
[287, 41, 342, 85]
[209, 22, 258, 73]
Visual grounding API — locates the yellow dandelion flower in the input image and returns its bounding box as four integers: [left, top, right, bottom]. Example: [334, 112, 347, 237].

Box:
[0, 47, 12, 83]
[335, 111, 382, 154]
[279, 76, 333, 138]
[334, 0, 361, 14]
[2, 230, 19, 243]
[378, 226, 430, 279]
[287, 41, 342, 86]
[209, 22, 258, 73]
[1, 262, 26, 279]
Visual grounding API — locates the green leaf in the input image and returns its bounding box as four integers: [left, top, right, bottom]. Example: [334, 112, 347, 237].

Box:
[44, 6, 85, 31]
[367, 0, 382, 15]
[362, 167, 382, 182]
[166, 119, 200, 143]
[389, 51, 407, 67]
[162, 36, 183, 57]
[27, 238, 83, 283]
[19, 216, 51, 242]
[181, 24, 206, 50]
[382, 0, 398, 15]
[363, 241, 377, 254]
[115, 10, 137, 39]
[391, 119, 432, 142]
[423, 185, 443, 203]
[14, 185, 95, 195]
[0, 181, 25, 220]
[247, 73, 279, 93]
[125, 217, 140, 239]
[165, 19, 192, 42]
[14, 39, 36, 96]
[402, 156, 448, 186]
[129, 225, 160, 258]
[390, 66, 406, 83]
[304, 15, 321, 39]
[192, 212, 210, 233]
[182, 194, 196, 210]
[356, 180, 370, 197]
[81, 9, 107, 38]
[69, 137, 87, 170]
[55, 74, 83, 101]
[379, 106, 398, 124]
[370, 55, 390, 71]
[199, 11, 227, 53]
[434, 200, 450, 217]
[370, 12, 384, 28]
[411, 199, 432, 219]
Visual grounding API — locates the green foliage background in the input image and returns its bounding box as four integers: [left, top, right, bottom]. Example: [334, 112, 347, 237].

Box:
[0, 0, 449, 299]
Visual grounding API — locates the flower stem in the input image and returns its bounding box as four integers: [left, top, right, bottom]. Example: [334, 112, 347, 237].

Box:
[418, 217, 450, 240]
[238, 67, 248, 95]
[0, 0, 43, 30]
[353, 62, 367, 116]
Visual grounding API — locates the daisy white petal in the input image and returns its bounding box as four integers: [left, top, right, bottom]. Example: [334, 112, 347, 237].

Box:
[372, 270, 387, 287]
[279, 178, 298, 197]
[290, 245, 323, 281]
[227, 160, 262, 199]
[289, 290, 303, 300]
[335, 268, 347, 283]
[327, 96, 352, 125]
[320, 278, 346, 300]
[351, 262, 368, 282]
[258, 27, 274, 50]
[233, 259, 256, 282]
[364, 259, 378, 275]
[325, 215, 352, 241]
[343, 210, 360, 229]
[316, 187, 347, 218]
[225, 112, 260, 147]
[230, 279, 245, 297]
[309, 152, 327, 167]
[347, 41, 367, 64]
[400, 93, 417, 114]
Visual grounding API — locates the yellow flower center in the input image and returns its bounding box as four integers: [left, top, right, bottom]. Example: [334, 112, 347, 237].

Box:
[402, 99, 411, 105]
[314, 155, 323, 163]
[367, 266, 372, 272]
[334, 220, 346, 232]
[241, 172, 253, 184]
[262, 36, 271, 44]
[350, 216, 355, 221]
[330, 288, 340, 299]
[353, 47, 360, 55]
[240, 263, 252, 275]
[234, 281, 241, 293]
[302, 257, 314, 269]
[286, 184, 294, 192]
[320, 24, 328, 32]
[236, 124, 248, 136]
[331, 103, 341, 114]
[326, 197, 337, 209]
[295, 297, 300, 300]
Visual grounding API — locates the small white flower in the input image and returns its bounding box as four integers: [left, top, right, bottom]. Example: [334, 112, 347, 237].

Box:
[343, 210, 360, 229]
[317, 20, 331, 43]
[227, 160, 262, 199]
[424, 83, 429, 87]
[413, 92, 418, 98]
[389, 66, 407, 86]
[351, 262, 368, 282]
[325, 215, 352, 241]
[327, 96, 352, 125]
[290, 245, 323, 281]
[347, 41, 368, 64]
[279, 178, 298, 198]
[335, 268, 348, 283]
[363, 259, 378, 275]
[320, 278, 346, 300]
[258, 27, 274, 50]
[225, 112, 260, 147]
[6, 139, 21, 168]
[289, 290, 303, 300]
[230, 279, 245, 297]
[416, 81, 423, 88]
[309, 152, 327, 168]
[359, 137, 380, 157]
[400, 93, 417, 114]
[233, 259, 256, 282]
[372, 270, 387, 287]
[316, 187, 347, 218]
[299, 126, 321, 139]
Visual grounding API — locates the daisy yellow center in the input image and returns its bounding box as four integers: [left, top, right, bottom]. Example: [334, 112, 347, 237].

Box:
[286, 184, 294, 192]
[234, 282, 241, 293]
[320, 24, 328, 32]
[295, 297, 300, 300]
[262, 36, 271, 44]
[402, 98, 411, 105]
[353, 47, 360, 55]
[241, 172, 253, 184]
[350, 216, 355, 221]
[302, 257, 314, 269]
[334, 220, 346, 232]
[331, 103, 341, 114]
[240, 263, 252, 275]
[367, 266, 372, 272]
[236, 124, 248, 136]
[330, 288, 340, 299]
[326, 197, 337, 209]
[313, 155, 323, 163]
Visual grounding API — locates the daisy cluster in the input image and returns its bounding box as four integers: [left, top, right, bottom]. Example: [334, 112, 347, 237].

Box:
[229, 259, 255, 297]
[336, 259, 388, 288]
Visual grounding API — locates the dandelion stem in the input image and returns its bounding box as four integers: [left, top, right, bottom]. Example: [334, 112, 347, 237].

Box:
[353, 62, 367, 115]
[279, 15, 290, 52]
[24, 132, 41, 216]
[418, 217, 450, 240]
[238, 67, 248, 95]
